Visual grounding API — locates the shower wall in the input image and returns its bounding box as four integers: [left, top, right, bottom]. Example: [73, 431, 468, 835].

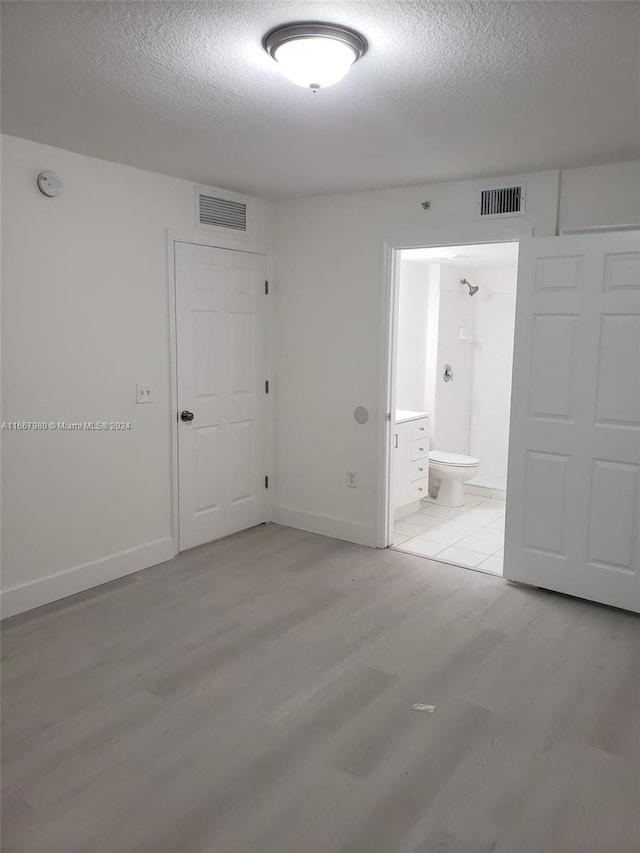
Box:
[432, 265, 476, 454]
[468, 267, 517, 489]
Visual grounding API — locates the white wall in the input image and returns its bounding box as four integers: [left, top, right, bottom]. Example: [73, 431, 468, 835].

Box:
[273, 161, 639, 547]
[395, 259, 441, 420]
[1, 135, 272, 616]
[433, 265, 477, 454]
[559, 161, 640, 232]
[469, 266, 518, 490]
[272, 169, 560, 546]
[424, 265, 440, 428]
[395, 260, 430, 412]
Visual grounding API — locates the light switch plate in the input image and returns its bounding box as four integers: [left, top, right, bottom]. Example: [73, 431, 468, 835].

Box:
[136, 384, 154, 404]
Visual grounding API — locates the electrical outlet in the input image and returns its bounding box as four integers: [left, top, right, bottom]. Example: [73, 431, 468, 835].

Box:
[346, 471, 357, 488]
[136, 383, 154, 404]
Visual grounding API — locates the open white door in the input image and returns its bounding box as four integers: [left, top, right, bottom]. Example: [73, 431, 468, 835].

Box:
[175, 242, 268, 551]
[505, 231, 640, 611]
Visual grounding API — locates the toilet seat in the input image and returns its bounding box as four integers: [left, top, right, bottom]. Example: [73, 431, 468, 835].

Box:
[429, 450, 479, 468]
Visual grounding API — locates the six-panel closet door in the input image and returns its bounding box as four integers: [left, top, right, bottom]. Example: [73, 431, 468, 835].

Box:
[504, 231, 640, 612]
[175, 242, 268, 551]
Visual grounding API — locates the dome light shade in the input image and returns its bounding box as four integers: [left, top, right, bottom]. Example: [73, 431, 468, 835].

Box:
[264, 23, 367, 91]
[273, 37, 356, 89]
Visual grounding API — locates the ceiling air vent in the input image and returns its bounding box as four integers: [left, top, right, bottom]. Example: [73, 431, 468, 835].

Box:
[478, 184, 525, 218]
[196, 189, 247, 232]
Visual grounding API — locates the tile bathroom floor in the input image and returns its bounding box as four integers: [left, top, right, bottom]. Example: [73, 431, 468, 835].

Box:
[392, 494, 505, 575]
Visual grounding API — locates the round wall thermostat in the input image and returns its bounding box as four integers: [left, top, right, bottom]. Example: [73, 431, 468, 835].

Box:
[37, 171, 62, 198]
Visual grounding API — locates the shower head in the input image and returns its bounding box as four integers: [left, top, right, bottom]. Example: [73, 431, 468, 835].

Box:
[461, 278, 479, 296]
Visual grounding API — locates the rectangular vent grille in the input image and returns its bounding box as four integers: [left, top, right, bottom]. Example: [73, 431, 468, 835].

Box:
[198, 193, 247, 231]
[478, 185, 524, 218]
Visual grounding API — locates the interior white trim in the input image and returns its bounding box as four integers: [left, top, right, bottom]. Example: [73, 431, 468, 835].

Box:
[560, 224, 640, 235]
[379, 222, 534, 549]
[264, 254, 276, 524]
[378, 241, 398, 548]
[0, 537, 175, 619]
[167, 231, 180, 557]
[169, 229, 269, 255]
[272, 505, 377, 548]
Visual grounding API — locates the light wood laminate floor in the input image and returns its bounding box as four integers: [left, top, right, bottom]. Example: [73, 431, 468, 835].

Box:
[2, 523, 639, 853]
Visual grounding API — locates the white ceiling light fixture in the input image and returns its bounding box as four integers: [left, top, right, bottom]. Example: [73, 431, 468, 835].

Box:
[263, 22, 367, 92]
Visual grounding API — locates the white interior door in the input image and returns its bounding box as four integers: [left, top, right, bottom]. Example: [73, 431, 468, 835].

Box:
[505, 231, 640, 612]
[175, 242, 268, 551]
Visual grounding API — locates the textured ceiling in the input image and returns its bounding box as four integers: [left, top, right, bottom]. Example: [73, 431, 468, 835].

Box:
[2, 1, 639, 200]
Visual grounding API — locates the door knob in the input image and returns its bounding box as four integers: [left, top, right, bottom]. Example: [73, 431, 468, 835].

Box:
[180, 410, 194, 422]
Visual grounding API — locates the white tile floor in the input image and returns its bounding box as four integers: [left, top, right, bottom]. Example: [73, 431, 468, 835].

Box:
[392, 494, 505, 575]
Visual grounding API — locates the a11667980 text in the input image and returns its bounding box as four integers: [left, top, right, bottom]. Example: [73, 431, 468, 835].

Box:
[2, 421, 132, 431]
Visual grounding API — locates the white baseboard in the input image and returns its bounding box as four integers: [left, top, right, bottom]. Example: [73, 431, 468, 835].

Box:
[272, 506, 377, 548]
[393, 499, 421, 521]
[464, 484, 492, 497]
[0, 537, 176, 619]
[465, 484, 507, 500]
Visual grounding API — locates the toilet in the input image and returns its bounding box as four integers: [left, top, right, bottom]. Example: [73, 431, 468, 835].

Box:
[429, 450, 480, 507]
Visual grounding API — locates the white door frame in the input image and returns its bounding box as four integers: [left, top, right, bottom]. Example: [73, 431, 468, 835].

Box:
[167, 230, 274, 555]
[378, 223, 534, 549]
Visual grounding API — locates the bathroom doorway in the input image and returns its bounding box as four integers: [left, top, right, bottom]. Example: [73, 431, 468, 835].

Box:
[388, 242, 519, 576]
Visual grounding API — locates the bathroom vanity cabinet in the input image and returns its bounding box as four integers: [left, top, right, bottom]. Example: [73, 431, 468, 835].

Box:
[392, 410, 430, 512]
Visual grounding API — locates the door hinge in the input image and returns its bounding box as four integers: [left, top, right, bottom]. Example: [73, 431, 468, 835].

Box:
[265, 475, 269, 489]
[265, 280, 269, 295]
[265, 380, 270, 394]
